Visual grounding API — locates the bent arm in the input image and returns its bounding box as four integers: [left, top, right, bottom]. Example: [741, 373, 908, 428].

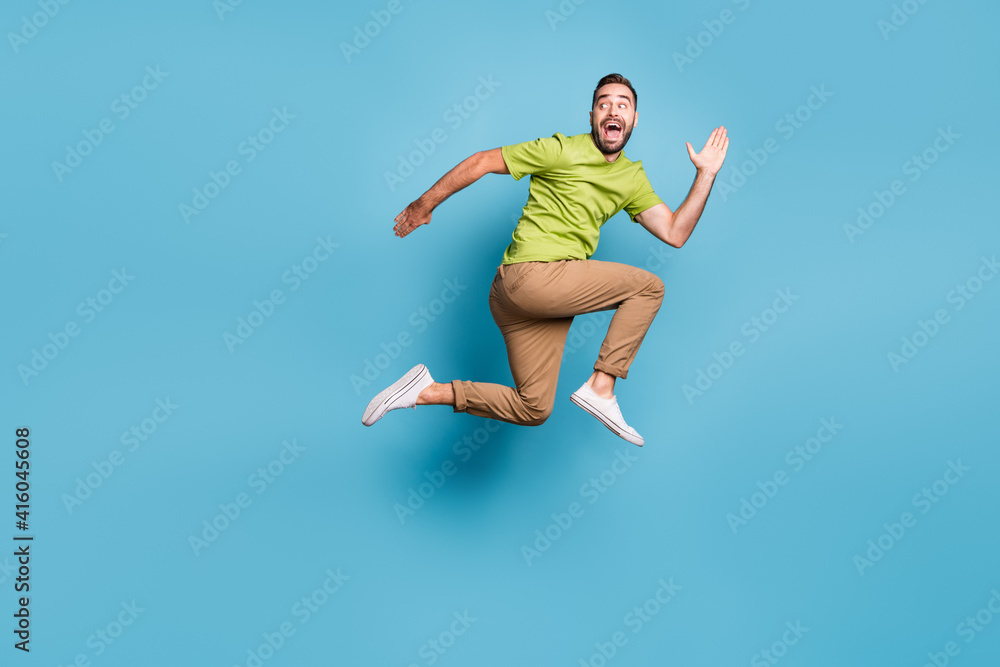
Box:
[393, 148, 509, 237]
[419, 147, 509, 210]
[634, 126, 728, 248]
[634, 169, 717, 248]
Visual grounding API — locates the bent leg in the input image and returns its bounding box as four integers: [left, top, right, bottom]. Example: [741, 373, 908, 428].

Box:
[592, 263, 664, 379]
[446, 259, 663, 425]
[453, 314, 572, 426]
[450, 263, 572, 426]
[504, 260, 665, 379]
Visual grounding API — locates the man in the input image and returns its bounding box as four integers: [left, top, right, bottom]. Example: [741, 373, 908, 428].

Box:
[362, 73, 728, 446]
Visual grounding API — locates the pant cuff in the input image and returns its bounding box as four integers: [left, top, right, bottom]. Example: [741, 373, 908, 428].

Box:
[594, 360, 628, 379]
[451, 379, 468, 413]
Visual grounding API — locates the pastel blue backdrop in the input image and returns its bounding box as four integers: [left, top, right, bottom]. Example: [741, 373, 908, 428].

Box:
[2, 1, 998, 665]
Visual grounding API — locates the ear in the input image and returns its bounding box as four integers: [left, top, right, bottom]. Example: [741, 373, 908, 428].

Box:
[633, 111, 639, 129]
[589, 110, 593, 126]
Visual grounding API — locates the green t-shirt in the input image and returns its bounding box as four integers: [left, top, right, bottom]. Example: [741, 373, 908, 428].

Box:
[500, 132, 663, 264]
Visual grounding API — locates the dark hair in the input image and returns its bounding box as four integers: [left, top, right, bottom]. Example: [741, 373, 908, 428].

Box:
[592, 73, 637, 110]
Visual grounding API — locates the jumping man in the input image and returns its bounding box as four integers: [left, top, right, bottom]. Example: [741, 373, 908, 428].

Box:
[362, 73, 729, 446]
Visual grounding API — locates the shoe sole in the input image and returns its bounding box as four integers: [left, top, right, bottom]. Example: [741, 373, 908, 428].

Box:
[570, 392, 644, 446]
[362, 364, 429, 427]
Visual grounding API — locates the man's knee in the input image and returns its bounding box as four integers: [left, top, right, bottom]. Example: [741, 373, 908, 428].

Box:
[518, 396, 554, 426]
[645, 273, 665, 301]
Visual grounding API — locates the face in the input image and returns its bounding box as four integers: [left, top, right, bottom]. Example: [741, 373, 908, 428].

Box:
[589, 83, 638, 156]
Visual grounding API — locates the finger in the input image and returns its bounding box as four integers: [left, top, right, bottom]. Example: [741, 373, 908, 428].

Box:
[707, 126, 720, 146]
[709, 126, 723, 146]
[686, 141, 696, 160]
[715, 127, 728, 148]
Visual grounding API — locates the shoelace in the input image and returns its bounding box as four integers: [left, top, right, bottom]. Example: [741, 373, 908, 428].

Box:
[606, 398, 637, 435]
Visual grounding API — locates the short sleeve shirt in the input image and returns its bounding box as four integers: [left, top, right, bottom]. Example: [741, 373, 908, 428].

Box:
[499, 132, 662, 264]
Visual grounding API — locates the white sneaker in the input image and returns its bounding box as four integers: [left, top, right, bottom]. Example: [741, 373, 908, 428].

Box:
[362, 364, 434, 426]
[570, 382, 644, 446]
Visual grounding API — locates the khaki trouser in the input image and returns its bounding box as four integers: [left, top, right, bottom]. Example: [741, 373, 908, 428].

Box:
[452, 259, 664, 426]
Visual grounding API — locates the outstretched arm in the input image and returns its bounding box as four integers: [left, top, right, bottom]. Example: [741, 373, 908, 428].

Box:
[634, 126, 729, 248]
[393, 148, 509, 238]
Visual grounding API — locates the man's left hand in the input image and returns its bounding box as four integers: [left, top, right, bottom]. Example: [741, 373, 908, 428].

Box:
[686, 126, 729, 175]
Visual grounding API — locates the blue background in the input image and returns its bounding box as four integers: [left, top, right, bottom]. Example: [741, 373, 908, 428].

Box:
[3, 0, 998, 665]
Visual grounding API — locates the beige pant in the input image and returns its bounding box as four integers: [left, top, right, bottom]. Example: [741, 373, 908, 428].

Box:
[452, 259, 664, 426]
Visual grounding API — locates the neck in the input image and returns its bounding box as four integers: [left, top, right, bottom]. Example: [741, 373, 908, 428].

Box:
[590, 133, 621, 163]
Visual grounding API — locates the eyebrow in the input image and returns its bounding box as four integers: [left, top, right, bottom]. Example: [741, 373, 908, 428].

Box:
[596, 94, 632, 105]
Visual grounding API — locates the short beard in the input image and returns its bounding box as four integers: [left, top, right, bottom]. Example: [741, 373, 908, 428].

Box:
[591, 123, 633, 155]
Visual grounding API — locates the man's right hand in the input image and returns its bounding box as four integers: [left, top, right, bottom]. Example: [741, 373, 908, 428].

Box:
[393, 199, 432, 238]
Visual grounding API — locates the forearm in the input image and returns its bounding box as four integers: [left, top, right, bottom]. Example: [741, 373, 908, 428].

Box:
[666, 168, 717, 247]
[417, 152, 490, 212]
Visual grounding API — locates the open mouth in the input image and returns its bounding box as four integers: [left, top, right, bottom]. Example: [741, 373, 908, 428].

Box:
[603, 120, 622, 141]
